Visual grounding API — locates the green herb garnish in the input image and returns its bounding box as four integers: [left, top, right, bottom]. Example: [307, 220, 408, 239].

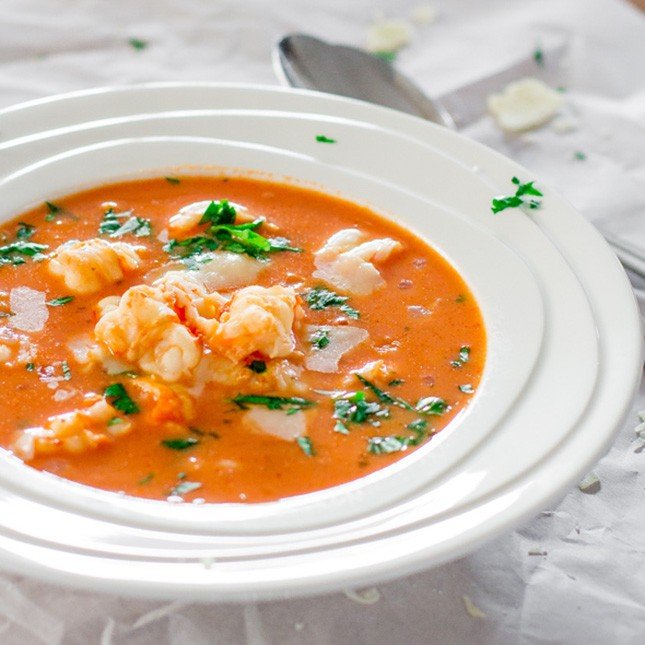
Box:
[374, 50, 397, 62]
[165, 200, 300, 260]
[107, 417, 124, 427]
[305, 287, 359, 319]
[533, 47, 544, 66]
[44, 201, 60, 221]
[16, 223, 35, 240]
[25, 362, 35, 371]
[128, 38, 148, 50]
[137, 472, 154, 485]
[451, 345, 471, 368]
[0, 240, 49, 266]
[491, 177, 543, 214]
[47, 296, 74, 306]
[368, 418, 429, 454]
[247, 360, 267, 373]
[104, 383, 140, 414]
[355, 374, 412, 411]
[333, 391, 390, 434]
[310, 328, 331, 350]
[231, 394, 316, 413]
[170, 480, 202, 496]
[161, 437, 199, 451]
[100, 209, 151, 238]
[574, 151, 586, 161]
[388, 379, 404, 386]
[296, 436, 315, 456]
[165, 176, 181, 185]
[315, 135, 337, 144]
[415, 396, 447, 415]
[61, 361, 72, 381]
[455, 294, 466, 303]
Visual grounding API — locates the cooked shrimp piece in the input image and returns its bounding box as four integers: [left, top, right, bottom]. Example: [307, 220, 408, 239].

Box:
[129, 377, 195, 427]
[168, 200, 253, 236]
[12, 397, 131, 460]
[48, 238, 143, 295]
[154, 271, 226, 340]
[209, 285, 301, 362]
[94, 285, 201, 383]
[313, 229, 402, 296]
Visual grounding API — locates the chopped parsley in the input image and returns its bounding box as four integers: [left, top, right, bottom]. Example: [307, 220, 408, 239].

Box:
[388, 378, 404, 386]
[333, 391, 390, 434]
[247, 360, 267, 373]
[459, 384, 475, 394]
[491, 177, 543, 214]
[0, 240, 49, 266]
[368, 418, 429, 455]
[533, 46, 544, 67]
[170, 480, 202, 496]
[61, 361, 72, 381]
[451, 345, 471, 368]
[107, 417, 124, 427]
[374, 50, 397, 62]
[231, 394, 315, 413]
[25, 362, 35, 371]
[164, 176, 181, 184]
[104, 383, 140, 415]
[165, 200, 300, 261]
[315, 135, 337, 144]
[574, 151, 586, 161]
[310, 328, 331, 350]
[128, 38, 148, 50]
[455, 294, 466, 303]
[16, 223, 35, 240]
[47, 296, 74, 306]
[329, 375, 449, 453]
[99, 209, 151, 238]
[296, 436, 315, 456]
[305, 287, 359, 319]
[161, 437, 199, 451]
[355, 374, 412, 411]
[415, 396, 447, 415]
[44, 201, 61, 221]
[137, 472, 154, 485]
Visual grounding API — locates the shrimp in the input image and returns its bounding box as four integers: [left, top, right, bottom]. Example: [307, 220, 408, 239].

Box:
[208, 285, 301, 362]
[12, 397, 131, 460]
[48, 238, 143, 295]
[313, 228, 402, 295]
[94, 284, 201, 383]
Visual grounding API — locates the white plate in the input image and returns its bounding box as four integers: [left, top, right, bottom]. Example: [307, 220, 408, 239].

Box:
[0, 84, 640, 601]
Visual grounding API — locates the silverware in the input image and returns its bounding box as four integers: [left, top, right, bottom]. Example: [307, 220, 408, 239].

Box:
[273, 34, 645, 285]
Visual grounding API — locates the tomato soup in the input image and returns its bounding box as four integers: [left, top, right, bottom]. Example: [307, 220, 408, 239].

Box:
[0, 176, 485, 503]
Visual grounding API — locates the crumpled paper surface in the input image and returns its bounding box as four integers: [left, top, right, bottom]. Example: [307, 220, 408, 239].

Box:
[0, 0, 643, 643]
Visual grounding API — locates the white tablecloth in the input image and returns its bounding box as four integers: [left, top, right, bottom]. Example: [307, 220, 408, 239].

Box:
[0, 1, 643, 643]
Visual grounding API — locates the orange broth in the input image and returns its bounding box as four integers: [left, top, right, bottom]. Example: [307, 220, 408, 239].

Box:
[0, 176, 485, 503]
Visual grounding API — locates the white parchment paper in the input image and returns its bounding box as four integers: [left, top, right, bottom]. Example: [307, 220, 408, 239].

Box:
[0, 0, 643, 642]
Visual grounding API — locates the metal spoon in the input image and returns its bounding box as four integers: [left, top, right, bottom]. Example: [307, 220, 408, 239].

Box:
[273, 34, 645, 285]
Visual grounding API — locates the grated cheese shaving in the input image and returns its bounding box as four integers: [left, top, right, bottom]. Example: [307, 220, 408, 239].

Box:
[462, 594, 487, 619]
[488, 78, 563, 132]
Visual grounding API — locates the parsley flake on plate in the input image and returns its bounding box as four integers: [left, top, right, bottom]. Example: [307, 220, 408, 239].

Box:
[315, 135, 337, 144]
[491, 177, 543, 214]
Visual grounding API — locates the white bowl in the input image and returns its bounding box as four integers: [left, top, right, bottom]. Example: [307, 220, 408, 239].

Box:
[0, 83, 640, 601]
